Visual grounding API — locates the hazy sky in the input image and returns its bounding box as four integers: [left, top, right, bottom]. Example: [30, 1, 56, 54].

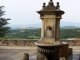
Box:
[0, 0, 80, 25]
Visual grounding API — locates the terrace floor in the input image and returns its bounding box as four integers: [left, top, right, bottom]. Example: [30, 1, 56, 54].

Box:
[0, 46, 80, 60]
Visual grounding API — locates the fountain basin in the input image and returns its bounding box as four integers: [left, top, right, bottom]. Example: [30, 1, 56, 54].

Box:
[35, 42, 62, 55]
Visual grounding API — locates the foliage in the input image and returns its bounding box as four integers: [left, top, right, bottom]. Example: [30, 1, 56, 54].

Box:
[6, 28, 41, 39]
[5, 28, 80, 39]
[60, 28, 80, 39]
[0, 6, 10, 37]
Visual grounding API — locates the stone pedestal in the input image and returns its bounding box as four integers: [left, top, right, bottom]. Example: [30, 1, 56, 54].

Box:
[40, 14, 62, 41]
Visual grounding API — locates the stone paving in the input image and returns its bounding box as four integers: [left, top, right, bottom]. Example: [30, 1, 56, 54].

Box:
[0, 46, 36, 60]
[0, 46, 80, 60]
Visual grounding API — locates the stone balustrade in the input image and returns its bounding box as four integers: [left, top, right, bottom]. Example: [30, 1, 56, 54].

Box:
[0, 39, 80, 46]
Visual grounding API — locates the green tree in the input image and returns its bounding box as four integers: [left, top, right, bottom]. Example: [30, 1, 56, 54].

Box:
[0, 6, 10, 37]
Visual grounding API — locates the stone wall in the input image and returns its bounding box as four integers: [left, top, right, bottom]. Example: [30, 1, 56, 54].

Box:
[0, 39, 80, 46]
[0, 39, 37, 46]
[60, 40, 80, 46]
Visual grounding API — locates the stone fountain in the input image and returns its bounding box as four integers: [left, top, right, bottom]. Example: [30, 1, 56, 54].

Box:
[35, 0, 65, 60]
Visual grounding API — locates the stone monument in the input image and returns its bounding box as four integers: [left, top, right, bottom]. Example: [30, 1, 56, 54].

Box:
[35, 0, 66, 60]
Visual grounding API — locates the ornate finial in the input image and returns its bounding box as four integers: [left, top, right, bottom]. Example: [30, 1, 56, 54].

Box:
[48, 0, 53, 6]
[43, 2, 46, 8]
[56, 2, 60, 9]
[50, 0, 52, 2]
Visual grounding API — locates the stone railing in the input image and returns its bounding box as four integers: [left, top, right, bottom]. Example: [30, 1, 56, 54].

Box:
[0, 39, 80, 46]
[0, 39, 37, 46]
[60, 39, 80, 46]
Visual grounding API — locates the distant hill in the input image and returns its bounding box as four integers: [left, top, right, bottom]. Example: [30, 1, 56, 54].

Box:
[60, 21, 80, 27]
[60, 26, 79, 29]
[7, 21, 80, 29]
[7, 23, 41, 29]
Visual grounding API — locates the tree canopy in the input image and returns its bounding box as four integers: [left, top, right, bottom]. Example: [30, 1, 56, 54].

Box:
[0, 6, 10, 37]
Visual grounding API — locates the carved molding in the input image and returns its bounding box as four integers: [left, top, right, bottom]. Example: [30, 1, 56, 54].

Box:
[37, 47, 60, 55]
[41, 15, 56, 19]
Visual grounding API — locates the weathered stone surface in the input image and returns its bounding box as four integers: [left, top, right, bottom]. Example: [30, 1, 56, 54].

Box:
[60, 43, 69, 60]
[23, 53, 29, 60]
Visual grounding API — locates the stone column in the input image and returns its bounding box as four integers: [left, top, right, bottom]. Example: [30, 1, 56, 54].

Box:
[56, 19, 60, 41]
[41, 20, 45, 39]
[44, 20, 47, 37]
